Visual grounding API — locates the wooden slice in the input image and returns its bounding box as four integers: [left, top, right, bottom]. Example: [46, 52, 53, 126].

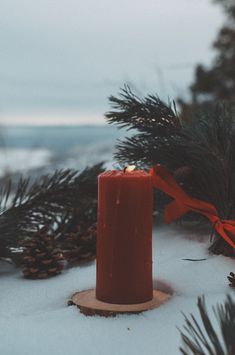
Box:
[68, 289, 171, 317]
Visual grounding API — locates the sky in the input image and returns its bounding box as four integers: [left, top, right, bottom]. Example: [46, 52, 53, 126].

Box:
[0, 0, 224, 125]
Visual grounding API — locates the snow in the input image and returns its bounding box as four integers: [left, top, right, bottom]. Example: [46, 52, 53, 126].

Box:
[0, 226, 234, 355]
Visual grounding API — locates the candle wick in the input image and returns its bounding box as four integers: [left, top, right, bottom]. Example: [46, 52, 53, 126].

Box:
[123, 165, 136, 173]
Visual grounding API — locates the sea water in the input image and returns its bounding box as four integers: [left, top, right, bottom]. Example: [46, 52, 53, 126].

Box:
[0, 125, 127, 177]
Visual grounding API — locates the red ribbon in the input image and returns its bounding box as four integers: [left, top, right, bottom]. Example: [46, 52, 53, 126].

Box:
[150, 164, 235, 249]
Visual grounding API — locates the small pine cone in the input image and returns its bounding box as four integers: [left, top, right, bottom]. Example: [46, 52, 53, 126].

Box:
[20, 229, 64, 280]
[63, 223, 97, 266]
[228, 272, 235, 288]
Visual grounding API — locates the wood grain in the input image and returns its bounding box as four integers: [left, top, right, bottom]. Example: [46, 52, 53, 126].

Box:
[69, 289, 171, 317]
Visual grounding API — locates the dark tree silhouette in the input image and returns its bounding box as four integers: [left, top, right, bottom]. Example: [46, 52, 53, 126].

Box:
[180, 0, 235, 112]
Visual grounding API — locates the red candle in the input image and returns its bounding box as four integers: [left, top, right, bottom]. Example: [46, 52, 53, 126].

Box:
[96, 168, 153, 304]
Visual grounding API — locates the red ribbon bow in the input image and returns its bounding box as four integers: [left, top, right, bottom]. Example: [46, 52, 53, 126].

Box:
[150, 164, 235, 249]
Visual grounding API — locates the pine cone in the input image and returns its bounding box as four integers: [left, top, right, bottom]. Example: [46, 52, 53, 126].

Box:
[228, 272, 235, 288]
[20, 229, 64, 279]
[62, 223, 97, 266]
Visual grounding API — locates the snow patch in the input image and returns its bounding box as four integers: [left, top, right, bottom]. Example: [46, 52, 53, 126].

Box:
[0, 226, 234, 355]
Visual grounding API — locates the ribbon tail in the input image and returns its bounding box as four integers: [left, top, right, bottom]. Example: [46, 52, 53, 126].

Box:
[215, 222, 235, 249]
[151, 164, 235, 250]
[165, 200, 190, 224]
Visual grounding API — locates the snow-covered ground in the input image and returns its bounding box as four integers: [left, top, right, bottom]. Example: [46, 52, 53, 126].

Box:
[0, 226, 234, 355]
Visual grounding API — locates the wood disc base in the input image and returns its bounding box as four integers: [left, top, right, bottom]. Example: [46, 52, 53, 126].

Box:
[68, 289, 171, 317]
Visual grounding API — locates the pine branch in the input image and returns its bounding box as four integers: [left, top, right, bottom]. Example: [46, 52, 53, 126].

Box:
[179, 295, 235, 355]
[105, 85, 180, 135]
[0, 163, 104, 261]
[106, 87, 235, 255]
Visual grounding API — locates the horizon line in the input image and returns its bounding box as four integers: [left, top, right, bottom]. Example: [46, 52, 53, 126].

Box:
[0, 112, 107, 126]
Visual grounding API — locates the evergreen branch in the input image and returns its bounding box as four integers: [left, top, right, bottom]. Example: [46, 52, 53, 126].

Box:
[107, 86, 235, 255]
[179, 295, 235, 355]
[105, 85, 180, 135]
[0, 163, 104, 260]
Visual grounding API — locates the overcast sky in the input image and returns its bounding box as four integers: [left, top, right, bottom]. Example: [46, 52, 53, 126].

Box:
[0, 0, 223, 124]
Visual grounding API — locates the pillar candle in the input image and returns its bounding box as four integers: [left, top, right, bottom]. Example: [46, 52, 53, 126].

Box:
[96, 169, 153, 304]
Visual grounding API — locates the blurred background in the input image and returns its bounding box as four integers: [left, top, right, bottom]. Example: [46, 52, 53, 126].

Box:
[0, 0, 227, 178]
